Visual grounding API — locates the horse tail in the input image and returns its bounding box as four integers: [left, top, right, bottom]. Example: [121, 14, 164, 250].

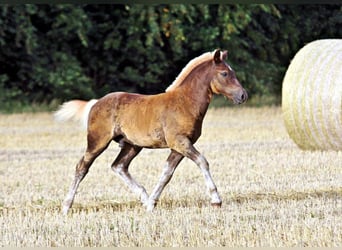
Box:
[54, 99, 98, 129]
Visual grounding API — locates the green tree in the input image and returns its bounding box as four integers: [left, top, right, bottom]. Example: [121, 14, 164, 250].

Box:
[0, 4, 341, 111]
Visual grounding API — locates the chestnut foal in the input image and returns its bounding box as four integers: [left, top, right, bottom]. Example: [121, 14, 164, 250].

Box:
[55, 49, 247, 214]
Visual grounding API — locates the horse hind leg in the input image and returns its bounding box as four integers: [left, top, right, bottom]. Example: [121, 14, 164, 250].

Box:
[62, 128, 112, 215]
[111, 142, 149, 205]
[145, 150, 184, 212]
[62, 153, 95, 215]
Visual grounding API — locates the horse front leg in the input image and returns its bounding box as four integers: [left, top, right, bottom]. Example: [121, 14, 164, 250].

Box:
[191, 152, 222, 207]
[145, 150, 184, 212]
[173, 137, 222, 207]
[111, 143, 149, 205]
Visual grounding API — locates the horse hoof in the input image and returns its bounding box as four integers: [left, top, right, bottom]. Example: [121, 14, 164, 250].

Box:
[62, 205, 70, 215]
[143, 199, 156, 212]
[211, 202, 222, 208]
[146, 203, 156, 212]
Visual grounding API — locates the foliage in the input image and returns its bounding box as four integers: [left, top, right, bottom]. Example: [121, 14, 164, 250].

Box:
[0, 4, 341, 112]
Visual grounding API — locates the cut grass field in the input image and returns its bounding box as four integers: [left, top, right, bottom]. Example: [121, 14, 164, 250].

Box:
[0, 106, 341, 246]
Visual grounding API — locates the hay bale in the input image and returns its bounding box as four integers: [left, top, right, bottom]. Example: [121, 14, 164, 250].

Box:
[282, 39, 342, 151]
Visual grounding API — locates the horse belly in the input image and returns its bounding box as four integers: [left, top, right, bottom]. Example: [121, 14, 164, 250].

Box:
[123, 126, 167, 148]
[119, 110, 167, 148]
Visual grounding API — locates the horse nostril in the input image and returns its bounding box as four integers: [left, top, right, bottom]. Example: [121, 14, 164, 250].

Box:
[240, 91, 247, 103]
[241, 93, 245, 101]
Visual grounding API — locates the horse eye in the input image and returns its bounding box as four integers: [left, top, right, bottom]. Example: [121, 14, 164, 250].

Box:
[221, 72, 228, 77]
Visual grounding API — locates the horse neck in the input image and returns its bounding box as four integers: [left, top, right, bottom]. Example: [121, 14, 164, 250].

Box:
[176, 62, 214, 118]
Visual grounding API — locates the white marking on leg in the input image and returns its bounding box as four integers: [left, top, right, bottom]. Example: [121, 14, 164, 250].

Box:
[145, 200, 157, 212]
[146, 162, 174, 212]
[195, 155, 222, 205]
[62, 179, 80, 215]
[62, 192, 74, 215]
[113, 164, 149, 203]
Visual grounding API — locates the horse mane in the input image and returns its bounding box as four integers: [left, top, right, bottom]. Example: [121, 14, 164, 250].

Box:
[165, 51, 215, 92]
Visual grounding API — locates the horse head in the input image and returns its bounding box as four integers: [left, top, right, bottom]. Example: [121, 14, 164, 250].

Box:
[210, 49, 248, 104]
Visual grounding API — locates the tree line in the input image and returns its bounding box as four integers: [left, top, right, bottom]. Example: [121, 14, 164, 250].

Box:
[0, 4, 341, 111]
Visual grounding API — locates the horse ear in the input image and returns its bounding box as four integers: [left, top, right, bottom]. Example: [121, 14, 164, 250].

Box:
[221, 50, 228, 60]
[213, 49, 222, 64]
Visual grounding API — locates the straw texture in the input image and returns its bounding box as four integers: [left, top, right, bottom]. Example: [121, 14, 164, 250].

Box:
[282, 39, 342, 151]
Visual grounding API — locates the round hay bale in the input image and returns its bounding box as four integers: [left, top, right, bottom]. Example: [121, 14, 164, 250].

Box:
[282, 39, 342, 151]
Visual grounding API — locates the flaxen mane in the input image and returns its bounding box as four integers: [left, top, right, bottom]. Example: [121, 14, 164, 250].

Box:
[165, 50, 216, 92]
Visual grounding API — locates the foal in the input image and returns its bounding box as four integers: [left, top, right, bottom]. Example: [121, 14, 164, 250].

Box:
[55, 49, 247, 214]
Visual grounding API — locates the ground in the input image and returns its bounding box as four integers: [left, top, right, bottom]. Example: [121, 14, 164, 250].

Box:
[0, 106, 341, 246]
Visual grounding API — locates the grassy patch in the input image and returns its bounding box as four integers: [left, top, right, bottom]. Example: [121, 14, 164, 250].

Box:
[0, 107, 341, 246]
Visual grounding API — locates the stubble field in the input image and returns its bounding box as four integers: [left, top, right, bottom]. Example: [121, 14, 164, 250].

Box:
[0, 106, 341, 247]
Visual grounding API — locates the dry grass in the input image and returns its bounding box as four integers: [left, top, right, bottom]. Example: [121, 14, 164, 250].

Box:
[0, 106, 341, 247]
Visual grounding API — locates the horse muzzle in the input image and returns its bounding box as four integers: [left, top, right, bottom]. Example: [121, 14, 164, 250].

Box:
[232, 88, 248, 104]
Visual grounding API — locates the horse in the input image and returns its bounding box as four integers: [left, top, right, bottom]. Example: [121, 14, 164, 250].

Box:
[54, 49, 248, 214]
